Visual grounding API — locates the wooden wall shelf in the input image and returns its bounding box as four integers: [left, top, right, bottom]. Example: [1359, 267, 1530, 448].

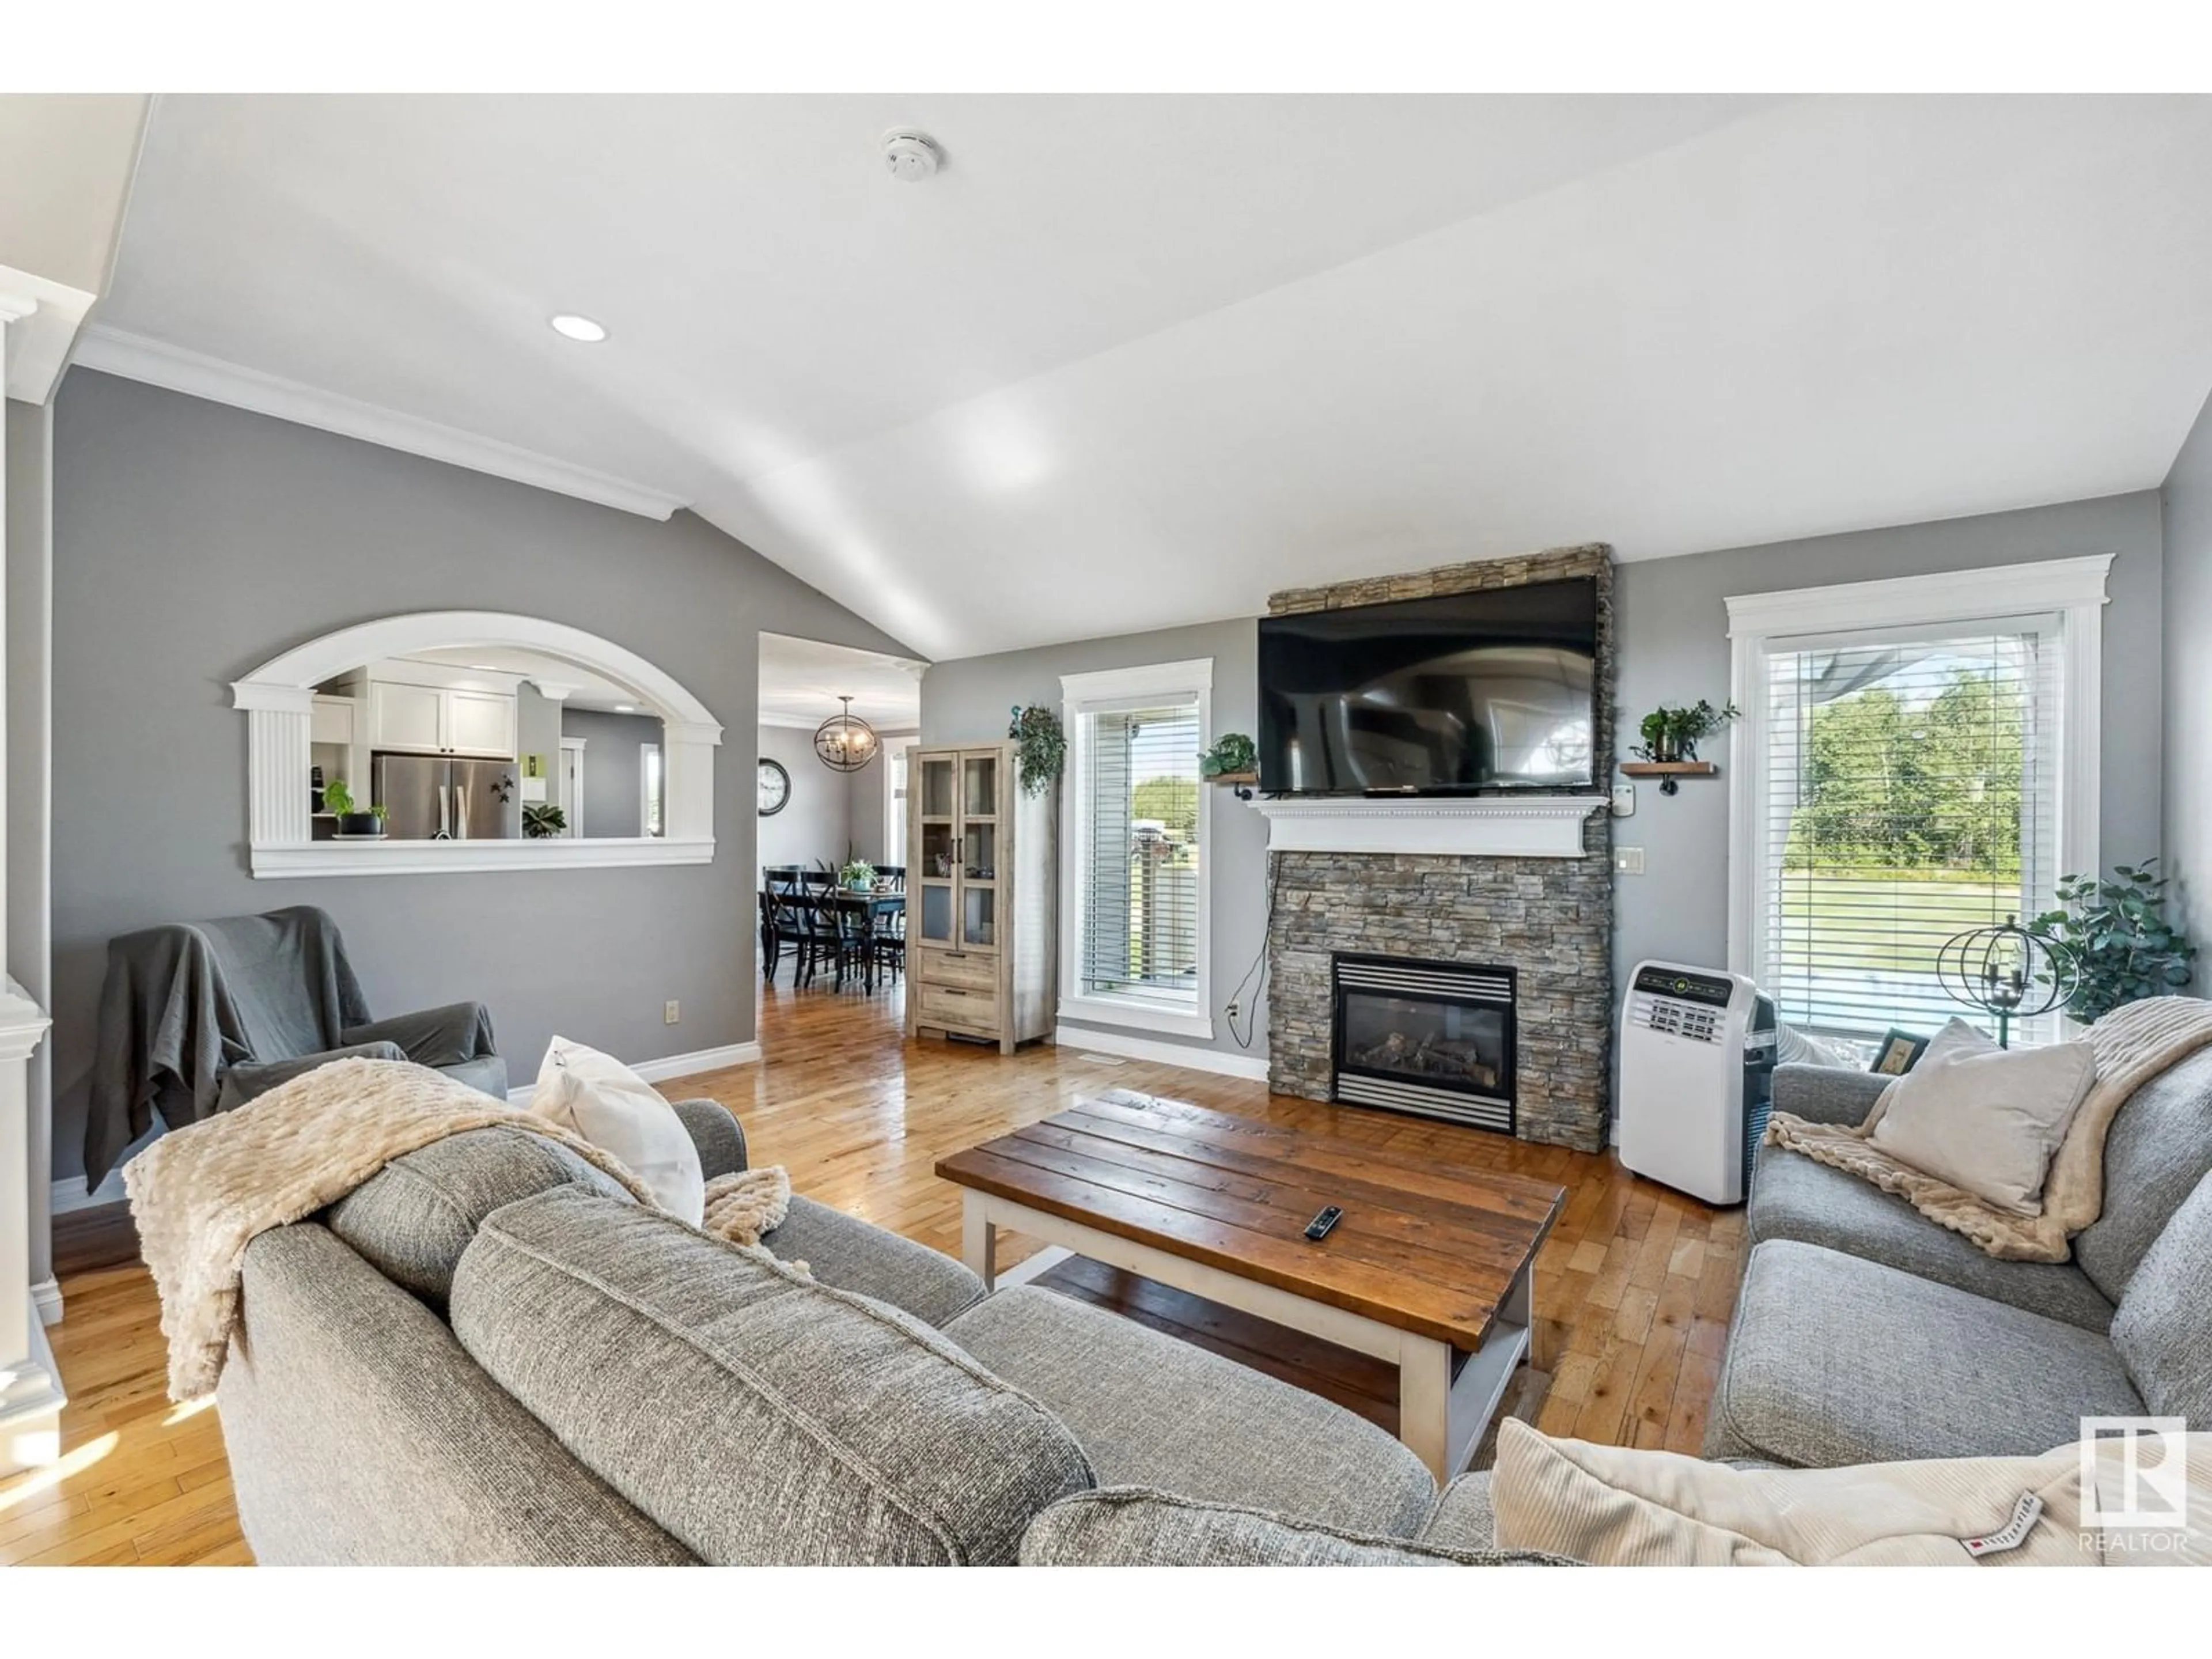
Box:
[1208, 770, 1259, 800]
[1620, 760, 1718, 796]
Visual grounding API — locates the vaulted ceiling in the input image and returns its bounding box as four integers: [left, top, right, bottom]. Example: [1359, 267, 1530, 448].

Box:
[81, 94, 2212, 660]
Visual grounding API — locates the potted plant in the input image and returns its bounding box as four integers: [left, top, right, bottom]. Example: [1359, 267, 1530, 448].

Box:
[840, 858, 877, 892]
[2026, 859, 2196, 1023]
[323, 779, 385, 838]
[522, 804, 567, 839]
[1007, 704, 1066, 797]
[1633, 700, 1740, 763]
[1200, 732, 1258, 779]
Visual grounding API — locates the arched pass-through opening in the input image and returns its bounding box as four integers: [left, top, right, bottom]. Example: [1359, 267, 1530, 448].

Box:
[232, 611, 723, 876]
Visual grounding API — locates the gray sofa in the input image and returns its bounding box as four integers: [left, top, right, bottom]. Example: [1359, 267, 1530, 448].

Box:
[1705, 1054, 2212, 1468]
[216, 1099, 1549, 1566]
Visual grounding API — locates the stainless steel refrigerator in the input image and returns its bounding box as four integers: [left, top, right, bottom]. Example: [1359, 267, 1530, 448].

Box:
[372, 753, 521, 840]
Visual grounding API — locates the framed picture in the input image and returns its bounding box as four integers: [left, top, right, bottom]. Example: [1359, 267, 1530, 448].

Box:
[1870, 1028, 1930, 1077]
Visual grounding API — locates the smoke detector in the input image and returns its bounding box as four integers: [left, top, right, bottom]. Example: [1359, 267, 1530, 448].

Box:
[881, 128, 943, 183]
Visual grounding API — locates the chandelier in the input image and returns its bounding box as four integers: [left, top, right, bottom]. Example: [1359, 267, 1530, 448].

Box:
[814, 694, 880, 773]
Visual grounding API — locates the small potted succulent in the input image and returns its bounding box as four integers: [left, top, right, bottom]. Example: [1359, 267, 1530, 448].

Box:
[1200, 732, 1258, 780]
[323, 778, 387, 838]
[1634, 700, 1740, 763]
[522, 804, 567, 839]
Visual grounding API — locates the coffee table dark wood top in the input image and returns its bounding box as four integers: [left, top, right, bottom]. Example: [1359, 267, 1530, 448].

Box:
[934, 1089, 1565, 1350]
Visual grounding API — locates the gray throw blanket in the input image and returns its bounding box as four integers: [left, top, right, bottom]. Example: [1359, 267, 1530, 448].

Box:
[87, 905, 495, 1187]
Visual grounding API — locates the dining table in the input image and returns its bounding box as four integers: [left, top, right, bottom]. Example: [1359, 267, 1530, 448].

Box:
[763, 885, 906, 993]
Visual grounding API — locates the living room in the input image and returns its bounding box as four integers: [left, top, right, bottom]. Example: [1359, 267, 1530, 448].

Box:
[3, 12, 2210, 1629]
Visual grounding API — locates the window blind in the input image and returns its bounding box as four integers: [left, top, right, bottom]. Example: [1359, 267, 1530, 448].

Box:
[1756, 619, 2061, 1040]
[1078, 700, 1202, 1005]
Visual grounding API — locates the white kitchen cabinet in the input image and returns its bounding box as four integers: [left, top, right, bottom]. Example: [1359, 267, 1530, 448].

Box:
[310, 694, 357, 747]
[444, 690, 517, 756]
[368, 679, 516, 757]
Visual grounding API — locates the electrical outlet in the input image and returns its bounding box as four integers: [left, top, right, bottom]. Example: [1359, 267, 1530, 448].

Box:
[1613, 847, 1646, 876]
[664, 999, 680, 1025]
[1226, 999, 1241, 1020]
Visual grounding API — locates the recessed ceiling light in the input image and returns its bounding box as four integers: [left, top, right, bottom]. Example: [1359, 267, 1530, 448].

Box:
[550, 313, 608, 343]
[613, 703, 637, 713]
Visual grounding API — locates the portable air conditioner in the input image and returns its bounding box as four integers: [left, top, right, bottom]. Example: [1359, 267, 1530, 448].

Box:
[1617, 960, 1778, 1206]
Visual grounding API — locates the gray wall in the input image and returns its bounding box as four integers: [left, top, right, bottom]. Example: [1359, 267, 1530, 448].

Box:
[1613, 490, 2164, 1002]
[843, 728, 916, 868]
[919, 494, 2163, 1074]
[2163, 391, 2212, 937]
[514, 682, 562, 823]
[563, 707, 662, 839]
[756, 722, 858, 874]
[921, 618, 1268, 1065]
[48, 369, 912, 1181]
[7, 399, 54, 1278]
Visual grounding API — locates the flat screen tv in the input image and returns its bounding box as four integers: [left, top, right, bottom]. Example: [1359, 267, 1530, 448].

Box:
[1257, 578, 1599, 794]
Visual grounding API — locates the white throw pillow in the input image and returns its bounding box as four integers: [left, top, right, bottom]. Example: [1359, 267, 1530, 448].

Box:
[1489, 1420, 2212, 1566]
[1866, 1017, 2093, 1215]
[530, 1037, 705, 1225]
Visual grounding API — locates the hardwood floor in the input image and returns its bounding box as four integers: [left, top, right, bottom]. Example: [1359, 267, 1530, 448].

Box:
[4, 971, 1741, 1565]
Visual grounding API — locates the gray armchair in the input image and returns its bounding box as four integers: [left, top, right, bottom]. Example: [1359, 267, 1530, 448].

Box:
[88, 904, 506, 1184]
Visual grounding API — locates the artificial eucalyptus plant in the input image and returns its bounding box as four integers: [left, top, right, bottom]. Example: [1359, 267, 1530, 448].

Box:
[1633, 699, 1740, 763]
[2027, 859, 2196, 1024]
[1007, 704, 1067, 797]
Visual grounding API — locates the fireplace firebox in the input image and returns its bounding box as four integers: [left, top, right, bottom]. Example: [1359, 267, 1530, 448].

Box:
[1331, 953, 1517, 1134]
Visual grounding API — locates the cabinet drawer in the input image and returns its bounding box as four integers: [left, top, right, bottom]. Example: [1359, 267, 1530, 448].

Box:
[918, 982, 999, 1032]
[918, 948, 997, 991]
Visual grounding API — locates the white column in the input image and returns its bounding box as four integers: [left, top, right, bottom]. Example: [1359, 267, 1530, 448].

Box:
[236, 690, 314, 850]
[662, 719, 721, 844]
[0, 298, 62, 1476]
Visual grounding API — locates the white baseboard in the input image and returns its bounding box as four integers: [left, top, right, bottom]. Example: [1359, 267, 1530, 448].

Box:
[51, 1169, 128, 1215]
[506, 1040, 763, 1106]
[1054, 1024, 1269, 1083]
[32, 1278, 62, 1326]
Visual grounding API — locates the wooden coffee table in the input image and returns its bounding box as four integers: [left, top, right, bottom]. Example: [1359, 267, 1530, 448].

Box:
[934, 1088, 1565, 1480]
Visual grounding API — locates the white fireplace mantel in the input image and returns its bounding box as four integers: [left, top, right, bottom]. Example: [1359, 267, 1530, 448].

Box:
[1245, 794, 1607, 859]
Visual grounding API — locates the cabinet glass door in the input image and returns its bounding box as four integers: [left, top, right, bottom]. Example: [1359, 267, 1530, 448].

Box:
[962, 753, 999, 819]
[961, 882, 998, 950]
[919, 756, 957, 819]
[916, 881, 955, 946]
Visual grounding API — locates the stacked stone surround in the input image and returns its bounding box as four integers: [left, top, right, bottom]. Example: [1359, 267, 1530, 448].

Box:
[1264, 544, 1616, 1153]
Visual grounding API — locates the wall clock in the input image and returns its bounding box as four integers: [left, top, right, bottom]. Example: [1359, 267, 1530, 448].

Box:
[757, 757, 791, 817]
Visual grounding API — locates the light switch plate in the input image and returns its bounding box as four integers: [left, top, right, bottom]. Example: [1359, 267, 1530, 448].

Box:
[1614, 846, 1646, 876]
[1611, 783, 1636, 817]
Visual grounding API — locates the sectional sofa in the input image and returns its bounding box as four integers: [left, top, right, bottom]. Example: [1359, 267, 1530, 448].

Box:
[215, 1100, 1547, 1565]
[1706, 1056, 2212, 1468]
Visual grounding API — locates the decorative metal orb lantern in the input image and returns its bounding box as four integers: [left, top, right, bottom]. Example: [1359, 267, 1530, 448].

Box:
[814, 695, 880, 773]
[1936, 914, 2079, 1049]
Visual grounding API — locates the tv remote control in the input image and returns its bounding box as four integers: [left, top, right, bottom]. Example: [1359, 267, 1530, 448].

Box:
[1304, 1205, 1343, 1241]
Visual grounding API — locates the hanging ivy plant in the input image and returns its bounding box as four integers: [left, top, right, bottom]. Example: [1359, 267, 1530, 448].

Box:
[1007, 704, 1067, 797]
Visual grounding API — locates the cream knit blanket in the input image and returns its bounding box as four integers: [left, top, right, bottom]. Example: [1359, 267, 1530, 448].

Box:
[1766, 995, 2212, 1262]
[124, 1056, 791, 1402]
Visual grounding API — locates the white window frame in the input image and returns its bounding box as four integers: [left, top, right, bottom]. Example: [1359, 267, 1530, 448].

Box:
[1059, 657, 1215, 1040]
[884, 735, 920, 868]
[1725, 555, 2111, 999]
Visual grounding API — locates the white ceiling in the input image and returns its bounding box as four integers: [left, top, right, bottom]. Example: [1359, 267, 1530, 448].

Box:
[85, 94, 2212, 660]
[405, 645, 641, 713]
[758, 631, 922, 732]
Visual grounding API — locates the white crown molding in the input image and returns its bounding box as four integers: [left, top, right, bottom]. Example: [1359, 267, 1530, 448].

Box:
[71, 325, 690, 521]
[1247, 795, 1604, 858]
[0, 264, 99, 404]
[756, 710, 821, 730]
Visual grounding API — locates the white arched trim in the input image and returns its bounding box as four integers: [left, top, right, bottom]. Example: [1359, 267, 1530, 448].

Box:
[233, 611, 723, 878]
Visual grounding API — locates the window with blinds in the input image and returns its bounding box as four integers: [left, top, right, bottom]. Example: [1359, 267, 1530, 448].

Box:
[1074, 699, 1203, 1007]
[1752, 617, 2062, 1040]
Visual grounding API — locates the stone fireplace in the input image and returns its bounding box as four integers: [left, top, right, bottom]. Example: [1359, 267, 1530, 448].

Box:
[1260, 545, 1615, 1154]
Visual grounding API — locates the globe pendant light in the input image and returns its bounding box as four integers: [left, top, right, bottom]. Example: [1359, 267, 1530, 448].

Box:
[815, 694, 879, 773]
